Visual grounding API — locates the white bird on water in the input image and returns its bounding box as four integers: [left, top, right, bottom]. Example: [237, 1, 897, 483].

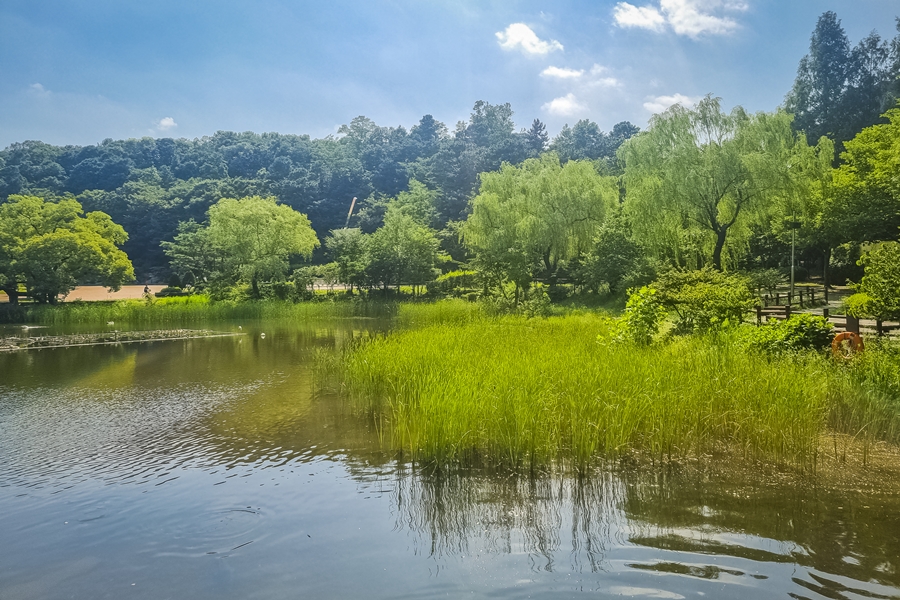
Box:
[260, 333, 266, 339]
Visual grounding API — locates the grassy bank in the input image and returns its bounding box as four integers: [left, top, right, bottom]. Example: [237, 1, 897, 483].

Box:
[0, 295, 399, 325]
[341, 304, 900, 469]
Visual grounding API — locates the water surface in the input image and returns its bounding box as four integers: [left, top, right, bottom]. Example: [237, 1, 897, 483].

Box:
[1, 321, 898, 599]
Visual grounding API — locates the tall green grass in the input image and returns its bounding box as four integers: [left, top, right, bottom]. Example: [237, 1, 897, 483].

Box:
[10, 296, 398, 325]
[343, 315, 832, 468]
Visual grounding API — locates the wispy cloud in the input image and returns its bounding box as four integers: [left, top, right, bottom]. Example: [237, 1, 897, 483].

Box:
[496, 23, 563, 55]
[156, 116, 177, 131]
[541, 66, 584, 79]
[613, 4, 666, 31]
[542, 93, 585, 116]
[28, 83, 51, 98]
[613, 0, 746, 38]
[643, 93, 701, 113]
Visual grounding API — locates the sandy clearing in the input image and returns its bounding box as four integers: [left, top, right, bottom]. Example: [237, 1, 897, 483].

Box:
[0, 285, 169, 303]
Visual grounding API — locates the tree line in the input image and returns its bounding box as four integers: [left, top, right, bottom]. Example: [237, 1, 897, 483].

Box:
[1, 11, 899, 311]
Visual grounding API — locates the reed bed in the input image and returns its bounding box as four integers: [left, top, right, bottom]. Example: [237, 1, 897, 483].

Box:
[13, 296, 398, 325]
[343, 315, 833, 468]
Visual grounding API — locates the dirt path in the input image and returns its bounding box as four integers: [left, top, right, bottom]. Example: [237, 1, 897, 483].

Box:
[0, 285, 168, 303]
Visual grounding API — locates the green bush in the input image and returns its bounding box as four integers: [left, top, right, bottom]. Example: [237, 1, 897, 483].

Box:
[431, 270, 478, 297]
[855, 242, 900, 320]
[154, 286, 190, 298]
[746, 268, 785, 295]
[843, 292, 873, 318]
[655, 268, 756, 334]
[743, 314, 834, 355]
[616, 285, 667, 345]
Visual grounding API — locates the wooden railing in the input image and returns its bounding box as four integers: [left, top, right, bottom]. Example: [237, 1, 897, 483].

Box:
[754, 304, 900, 336]
[757, 285, 829, 308]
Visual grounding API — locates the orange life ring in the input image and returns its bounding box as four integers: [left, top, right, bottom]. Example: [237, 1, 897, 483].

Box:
[832, 331, 864, 359]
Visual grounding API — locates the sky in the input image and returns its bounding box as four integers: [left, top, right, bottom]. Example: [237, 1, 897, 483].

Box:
[0, 0, 898, 149]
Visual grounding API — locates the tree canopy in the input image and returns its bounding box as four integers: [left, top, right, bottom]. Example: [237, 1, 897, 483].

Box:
[462, 153, 618, 298]
[164, 195, 318, 297]
[0, 195, 134, 303]
[620, 96, 829, 271]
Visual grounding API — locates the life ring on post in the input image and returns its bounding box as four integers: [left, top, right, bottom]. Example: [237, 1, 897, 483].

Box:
[832, 331, 864, 359]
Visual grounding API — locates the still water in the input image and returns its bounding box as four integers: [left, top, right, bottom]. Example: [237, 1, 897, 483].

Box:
[1, 322, 899, 599]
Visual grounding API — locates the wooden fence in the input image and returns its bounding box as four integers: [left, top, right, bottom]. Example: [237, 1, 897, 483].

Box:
[758, 285, 829, 308]
[754, 304, 900, 336]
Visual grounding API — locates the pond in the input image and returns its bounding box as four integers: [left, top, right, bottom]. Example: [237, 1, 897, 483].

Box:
[1, 321, 899, 599]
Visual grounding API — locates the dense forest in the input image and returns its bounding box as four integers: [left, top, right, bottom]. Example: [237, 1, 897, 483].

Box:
[1, 11, 899, 304]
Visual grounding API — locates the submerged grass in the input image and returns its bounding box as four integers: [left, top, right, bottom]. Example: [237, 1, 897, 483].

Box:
[5, 295, 399, 325]
[343, 314, 837, 468]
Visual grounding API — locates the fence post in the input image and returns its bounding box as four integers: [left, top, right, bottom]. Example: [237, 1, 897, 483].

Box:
[776, 293, 780, 305]
[756, 306, 762, 326]
[846, 315, 860, 335]
[823, 307, 829, 319]
[785, 305, 792, 319]
[877, 319, 884, 336]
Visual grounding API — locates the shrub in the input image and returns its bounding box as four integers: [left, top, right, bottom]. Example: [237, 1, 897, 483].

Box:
[743, 314, 834, 355]
[154, 286, 190, 298]
[655, 268, 755, 334]
[746, 268, 785, 295]
[432, 270, 478, 297]
[855, 242, 900, 320]
[843, 292, 873, 318]
[616, 285, 667, 345]
[521, 287, 552, 319]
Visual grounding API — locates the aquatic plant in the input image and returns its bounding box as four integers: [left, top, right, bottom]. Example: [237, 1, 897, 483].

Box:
[9, 296, 398, 325]
[343, 315, 831, 468]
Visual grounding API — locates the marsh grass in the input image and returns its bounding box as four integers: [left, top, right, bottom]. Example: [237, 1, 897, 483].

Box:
[826, 339, 900, 460]
[343, 314, 833, 468]
[11, 296, 399, 325]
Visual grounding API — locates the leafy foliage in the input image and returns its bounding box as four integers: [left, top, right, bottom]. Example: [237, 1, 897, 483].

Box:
[0, 195, 134, 303]
[855, 242, 900, 319]
[743, 314, 834, 355]
[616, 285, 667, 346]
[654, 268, 756, 333]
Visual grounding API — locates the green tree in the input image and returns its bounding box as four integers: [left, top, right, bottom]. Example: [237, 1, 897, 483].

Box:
[855, 242, 900, 320]
[462, 153, 618, 300]
[364, 203, 445, 294]
[325, 227, 368, 291]
[621, 97, 813, 271]
[167, 195, 319, 297]
[0, 195, 134, 304]
[786, 12, 900, 158]
[826, 106, 900, 244]
[160, 220, 222, 287]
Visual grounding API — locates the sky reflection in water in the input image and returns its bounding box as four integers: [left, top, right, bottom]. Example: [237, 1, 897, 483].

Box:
[1, 322, 898, 600]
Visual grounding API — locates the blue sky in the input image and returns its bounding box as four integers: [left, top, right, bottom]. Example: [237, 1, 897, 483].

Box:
[1, 0, 897, 148]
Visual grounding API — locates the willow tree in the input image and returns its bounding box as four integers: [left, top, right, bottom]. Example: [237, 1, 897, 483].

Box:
[620, 96, 815, 271]
[206, 196, 319, 297]
[462, 153, 618, 299]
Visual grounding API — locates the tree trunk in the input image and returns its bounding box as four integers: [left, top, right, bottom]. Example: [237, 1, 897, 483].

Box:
[712, 227, 728, 271]
[251, 277, 260, 299]
[2, 287, 19, 305]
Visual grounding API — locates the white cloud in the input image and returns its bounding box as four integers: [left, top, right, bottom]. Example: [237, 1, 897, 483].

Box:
[662, 0, 740, 37]
[542, 93, 585, 117]
[157, 117, 177, 131]
[643, 93, 701, 113]
[541, 66, 584, 79]
[613, 3, 666, 31]
[590, 77, 623, 88]
[28, 83, 51, 98]
[613, 0, 745, 38]
[496, 23, 563, 55]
